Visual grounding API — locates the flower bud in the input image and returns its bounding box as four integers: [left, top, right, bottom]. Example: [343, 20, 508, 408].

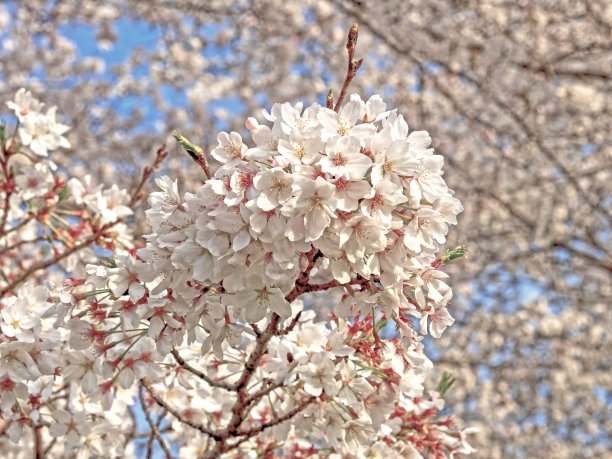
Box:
[299, 254, 309, 272]
[245, 117, 259, 134]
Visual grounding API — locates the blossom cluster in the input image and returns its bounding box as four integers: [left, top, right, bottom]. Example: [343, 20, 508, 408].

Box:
[0, 89, 473, 457]
[143, 95, 463, 347]
[7, 88, 71, 158]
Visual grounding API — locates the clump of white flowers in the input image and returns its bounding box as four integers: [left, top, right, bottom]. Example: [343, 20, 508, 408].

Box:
[7, 88, 71, 157]
[150, 94, 463, 348]
[0, 89, 473, 458]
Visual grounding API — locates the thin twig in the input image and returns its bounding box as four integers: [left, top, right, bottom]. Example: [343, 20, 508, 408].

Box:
[0, 143, 15, 236]
[171, 349, 234, 390]
[43, 438, 57, 456]
[244, 380, 284, 408]
[129, 144, 168, 207]
[34, 425, 42, 459]
[0, 211, 36, 238]
[133, 427, 173, 438]
[0, 221, 115, 296]
[334, 23, 363, 112]
[326, 89, 334, 109]
[0, 144, 167, 295]
[552, 241, 612, 272]
[139, 382, 174, 459]
[0, 235, 46, 256]
[278, 311, 302, 335]
[142, 379, 221, 439]
[226, 396, 317, 451]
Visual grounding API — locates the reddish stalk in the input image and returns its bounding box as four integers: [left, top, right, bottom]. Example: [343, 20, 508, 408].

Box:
[129, 144, 168, 207]
[0, 142, 16, 236]
[34, 425, 42, 459]
[334, 23, 364, 112]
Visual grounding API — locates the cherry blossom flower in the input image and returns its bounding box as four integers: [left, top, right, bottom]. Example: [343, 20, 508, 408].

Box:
[320, 135, 372, 179]
[210, 131, 247, 164]
[298, 351, 341, 397]
[282, 176, 337, 242]
[49, 410, 92, 452]
[6, 88, 44, 121]
[223, 275, 292, 323]
[253, 168, 294, 211]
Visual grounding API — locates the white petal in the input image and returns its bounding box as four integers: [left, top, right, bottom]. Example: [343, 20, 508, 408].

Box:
[304, 207, 330, 242]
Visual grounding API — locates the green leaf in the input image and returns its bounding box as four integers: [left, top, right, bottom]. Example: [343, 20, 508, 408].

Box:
[57, 186, 70, 203]
[436, 371, 457, 398]
[375, 318, 388, 333]
[440, 245, 468, 264]
[100, 256, 117, 268]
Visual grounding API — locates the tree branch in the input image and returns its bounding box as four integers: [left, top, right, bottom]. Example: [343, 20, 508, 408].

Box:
[139, 382, 174, 459]
[129, 144, 168, 207]
[142, 379, 221, 440]
[334, 23, 363, 112]
[171, 348, 234, 390]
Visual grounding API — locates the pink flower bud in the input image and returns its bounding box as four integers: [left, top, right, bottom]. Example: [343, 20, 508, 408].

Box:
[245, 117, 259, 134]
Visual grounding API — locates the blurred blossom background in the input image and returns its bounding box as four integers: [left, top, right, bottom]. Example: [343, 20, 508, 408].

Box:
[1, 1, 610, 457]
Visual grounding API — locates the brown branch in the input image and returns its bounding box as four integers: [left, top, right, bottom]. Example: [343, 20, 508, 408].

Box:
[201, 246, 356, 455]
[233, 314, 281, 396]
[142, 379, 221, 440]
[0, 221, 116, 296]
[250, 322, 262, 337]
[0, 143, 15, 237]
[244, 380, 284, 409]
[43, 438, 57, 456]
[284, 247, 323, 303]
[326, 89, 334, 109]
[202, 313, 282, 458]
[0, 235, 46, 256]
[334, 23, 364, 112]
[0, 186, 13, 237]
[34, 425, 42, 459]
[278, 310, 302, 336]
[129, 144, 168, 207]
[171, 349, 234, 390]
[552, 241, 612, 272]
[0, 213, 36, 239]
[124, 405, 139, 447]
[133, 427, 173, 438]
[139, 382, 174, 459]
[0, 145, 167, 296]
[285, 262, 373, 305]
[514, 61, 609, 80]
[225, 396, 317, 452]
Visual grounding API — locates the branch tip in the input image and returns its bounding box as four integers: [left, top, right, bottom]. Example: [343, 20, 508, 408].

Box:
[326, 90, 334, 109]
[334, 23, 363, 112]
[173, 131, 211, 180]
